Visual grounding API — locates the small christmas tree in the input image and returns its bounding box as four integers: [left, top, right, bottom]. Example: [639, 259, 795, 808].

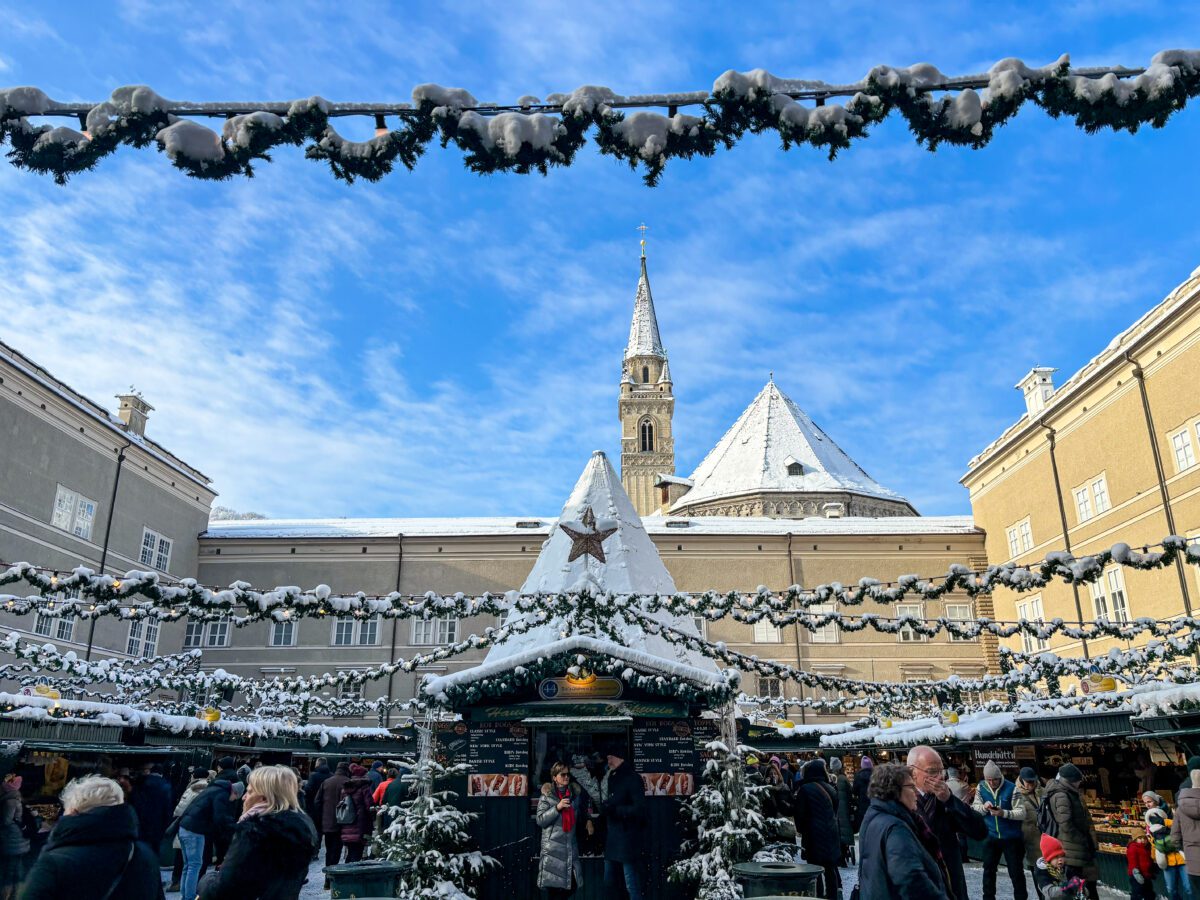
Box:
[668, 740, 787, 900]
[373, 755, 496, 900]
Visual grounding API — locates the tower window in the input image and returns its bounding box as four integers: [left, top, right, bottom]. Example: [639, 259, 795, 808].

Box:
[642, 365, 649, 383]
[787, 462, 803, 476]
[640, 419, 654, 452]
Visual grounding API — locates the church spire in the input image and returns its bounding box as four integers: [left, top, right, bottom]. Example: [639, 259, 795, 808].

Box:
[625, 237, 666, 360]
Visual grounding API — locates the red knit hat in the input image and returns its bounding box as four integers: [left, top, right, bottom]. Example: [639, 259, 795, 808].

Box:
[1040, 834, 1065, 863]
[349, 764, 367, 777]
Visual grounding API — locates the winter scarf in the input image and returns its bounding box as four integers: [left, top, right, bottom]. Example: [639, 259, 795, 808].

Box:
[239, 801, 270, 822]
[555, 786, 575, 833]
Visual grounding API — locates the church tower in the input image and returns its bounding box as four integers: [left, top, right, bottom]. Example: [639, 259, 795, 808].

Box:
[620, 237, 675, 516]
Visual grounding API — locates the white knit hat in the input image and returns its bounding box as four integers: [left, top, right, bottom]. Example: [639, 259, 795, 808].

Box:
[983, 760, 1003, 780]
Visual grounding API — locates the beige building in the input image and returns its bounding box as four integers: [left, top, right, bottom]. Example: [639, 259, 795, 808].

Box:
[0, 340, 216, 664]
[962, 265, 1200, 661]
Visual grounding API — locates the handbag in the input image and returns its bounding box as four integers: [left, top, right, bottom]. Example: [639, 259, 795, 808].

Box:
[163, 814, 182, 844]
[336, 793, 357, 825]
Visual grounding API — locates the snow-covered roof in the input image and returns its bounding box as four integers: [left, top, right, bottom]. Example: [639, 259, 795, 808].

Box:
[819, 709, 1019, 748]
[965, 266, 1200, 475]
[202, 514, 977, 540]
[656, 473, 694, 487]
[0, 340, 212, 489]
[671, 379, 913, 512]
[625, 256, 665, 359]
[481, 451, 717, 675]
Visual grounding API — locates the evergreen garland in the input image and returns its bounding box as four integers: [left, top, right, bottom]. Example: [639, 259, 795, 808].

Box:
[3, 50, 1199, 185]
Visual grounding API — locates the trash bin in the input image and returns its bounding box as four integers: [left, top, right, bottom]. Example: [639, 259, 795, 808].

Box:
[323, 860, 407, 899]
[732, 860, 824, 897]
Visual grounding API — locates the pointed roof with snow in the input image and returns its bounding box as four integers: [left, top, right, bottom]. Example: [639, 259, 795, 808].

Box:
[672, 379, 913, 512]
[422, 452, 723, 704]
[624, 256, 666, 360]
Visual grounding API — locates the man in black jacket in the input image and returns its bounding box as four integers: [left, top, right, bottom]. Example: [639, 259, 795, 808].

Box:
[130, 763, 174, 856]
[303, 757, 332, 859]
[907, 745, 987, 900]
[178, 768, 237, 900]
[601, 743, 646, 900]
[794, 758, 841, 899]
[852, 756, 873, 832]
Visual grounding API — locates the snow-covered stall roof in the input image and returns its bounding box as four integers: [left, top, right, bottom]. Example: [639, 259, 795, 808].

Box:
[671, 379, 914, 513]
[819, 710, 1019, 749]
[625, 256, 665, 359]
[423, 451, 721, 701]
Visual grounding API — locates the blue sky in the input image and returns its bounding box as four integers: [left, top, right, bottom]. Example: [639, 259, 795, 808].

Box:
[2, 2, 1198, 518]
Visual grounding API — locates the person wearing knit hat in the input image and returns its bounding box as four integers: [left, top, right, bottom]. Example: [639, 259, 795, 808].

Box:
[339, 762, 376, 863]
[1008, 767, 1045, 891]
[827, 757, 854, 864]
[1142, 791, 1188, 899]
[973, 759, 1027, 900]
[1042, 762, 1100, 899]
[852, 756, 874, 833]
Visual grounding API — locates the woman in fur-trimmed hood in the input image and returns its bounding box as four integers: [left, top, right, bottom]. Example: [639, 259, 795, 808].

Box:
[535, 763, 584, 897]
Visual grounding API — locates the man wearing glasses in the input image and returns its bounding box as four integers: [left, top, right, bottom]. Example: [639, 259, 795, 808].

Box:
[907, 745, 987, 900]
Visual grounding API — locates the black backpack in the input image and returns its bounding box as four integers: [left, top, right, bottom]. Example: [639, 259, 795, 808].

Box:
[1036, 794, 1058, 837]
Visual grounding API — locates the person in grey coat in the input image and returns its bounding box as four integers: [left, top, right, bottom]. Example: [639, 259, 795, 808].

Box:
[829, 758, 854, 864]
[536, 762, 583, 899]
[1172, 769, 1200, 882]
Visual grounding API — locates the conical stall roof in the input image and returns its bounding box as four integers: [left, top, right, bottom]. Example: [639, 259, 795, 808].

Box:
[672, 379, 913, 512]
[422, 451, 728, 707]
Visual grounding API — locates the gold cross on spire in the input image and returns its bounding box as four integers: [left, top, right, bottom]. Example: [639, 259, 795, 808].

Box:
[638, 222, 648, 258]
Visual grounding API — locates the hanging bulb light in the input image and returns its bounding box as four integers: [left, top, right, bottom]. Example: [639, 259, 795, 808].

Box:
[374, 114, 388, 138]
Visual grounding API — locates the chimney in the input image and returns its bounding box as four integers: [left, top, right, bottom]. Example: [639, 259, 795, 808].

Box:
[115, 389, 153, 436]
[1015, 367, 1057, 417]
[822, 502, 844, 519]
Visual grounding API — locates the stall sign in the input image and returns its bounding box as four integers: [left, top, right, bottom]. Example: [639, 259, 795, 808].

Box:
[537, 676, 624, 701]
[633, 718, 697, 796]
[972, 747, 1018, 770]
[466, 722, 530, 798]
[20, 679, 59, 701]
[472, 700, 688, 721]
[1015, 745, 1037, 762]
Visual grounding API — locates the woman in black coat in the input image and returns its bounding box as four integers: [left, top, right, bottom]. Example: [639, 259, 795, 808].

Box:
[857, 763, 949, 900]
[21, 775, 164, 900]
[199, 765, 317, 900]
[793, 758, 840, 900]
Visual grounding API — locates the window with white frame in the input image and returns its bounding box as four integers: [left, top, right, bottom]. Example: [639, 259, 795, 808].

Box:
[752, 619, 782, 643]
[1074, 486, 1093, 523]
[126, 620, 159, 658]
[338, 681, 364, 701]
[1172, 427, 1197, 472]
[1006, 527, 1021, 559]
[51, 485, 96, 540]
[332, 615, 382, 646]
[944, 602, 974, 642]
[809, 603, 839, 644]
[411, 617, 455, 646]
[1016, 596, 1047, 653]
[1089, 568, 1130, 625]
[1091, 475, 1111, 514]
[269, 620, 296, 647]
[896, 604, 923, 642]
[1007, 517, 1033, 558]
[1074, 474, 1111, 523]
[183, 619, 230, 649]
[33, 613, 74, 642]
[138, 527, 172, 572]
[759, 676, 783, 699]
[692, 615, 707, 638]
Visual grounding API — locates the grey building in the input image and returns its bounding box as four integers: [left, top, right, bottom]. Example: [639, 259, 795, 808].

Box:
[0, 340, 215, 663]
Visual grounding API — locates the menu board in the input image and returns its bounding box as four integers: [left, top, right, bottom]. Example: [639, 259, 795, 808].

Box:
[466, 722, 529, 798]
[633, 718, 697, 796]
[433, 721, 470, 766]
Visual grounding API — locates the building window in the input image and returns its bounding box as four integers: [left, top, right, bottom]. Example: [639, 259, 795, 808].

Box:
[787, 462, 803, 476]
[759, 676, 783, 699]
[642, 365, 649, 383]
[753, 620, 782, 643]
[944, 602, 974, 642]
[639, 419, 654, 453]
[33, 613, 74, 643]
[184, 620, 230, 648]
[1016, 596, 1047, 653]
[138, 527, 172, 572]
[1006, 527, 1020, 559]
[269, 620, 296, 647]
[1089, 568, 1130, 625]
[338, 682, 363, 701]
[809, 603, 839, 644]
[1172, 428, 1197, 472]
[1091, 476, 1110, 514]
[51, 485, 96, 540]
[333, 616, 382, 646]
[126, 620, 159, 658]
[412, 617, 455, 645]
[896, 604, 923, 642]
[1007, 517, 1033, 558]
[692, 615, 707, 638]
[1074, 486, 1093, 523]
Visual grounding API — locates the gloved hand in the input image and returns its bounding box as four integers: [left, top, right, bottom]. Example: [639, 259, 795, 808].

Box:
[1133, 868, 1145, 885]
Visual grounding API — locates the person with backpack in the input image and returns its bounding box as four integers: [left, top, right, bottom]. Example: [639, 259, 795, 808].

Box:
[1144, 791, 1190, 899]
[1042, 764, 1099, 900]
[337, 765, 375, 863]
[178, 768, 238, 900]
[315, 761, 351, 871]
[20, 775, 163, 900]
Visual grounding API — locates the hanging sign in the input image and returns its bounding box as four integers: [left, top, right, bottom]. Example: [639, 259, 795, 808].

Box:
[633, 718, 696, 796]
[538, 676, 624, 701]
[466, 722, 529, 798]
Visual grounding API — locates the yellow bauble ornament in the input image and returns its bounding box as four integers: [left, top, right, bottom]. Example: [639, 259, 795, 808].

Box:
[944, 711, 960, 725]
[881, 718, 893, 729]
[775, 719, 795, 729]
[202, 706, 221, 723]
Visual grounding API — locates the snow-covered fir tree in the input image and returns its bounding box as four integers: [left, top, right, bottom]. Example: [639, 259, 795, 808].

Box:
[373, 755, 495, 900]
[668, 740, 789, 900]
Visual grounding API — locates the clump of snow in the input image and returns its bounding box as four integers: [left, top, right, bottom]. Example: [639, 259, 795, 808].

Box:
[1153, 50, 1200, 72]
[222, 111, 284, 149]
[772, 95, 855, 136]
[869, 63, 950, 92]
[457, 111, 564, 155]
[516, 94, 540, 107]
[108, 85, 171, 115]
[559, 85, 621, 118]
[945, 90, 983, 133]
[286, 96, 331, 118]
[0, 87, 52, 117]
[33, 126, 89, 148]
[613, 111, 704, 159]
[986, 55, 1068, 100]
[313, 127, 393, 160]
[713, 68, 779, 98]
[412, 84, 478, 110]
[156, 119, 225, 162]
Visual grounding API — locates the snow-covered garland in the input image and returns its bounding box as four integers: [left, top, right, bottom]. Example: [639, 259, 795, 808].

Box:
[3, 535, 1197, 624]
[2, 50, 1198, 186]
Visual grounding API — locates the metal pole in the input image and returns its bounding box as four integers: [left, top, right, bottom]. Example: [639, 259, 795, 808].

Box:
[786, 532, 807, 724]
[1040, 422, 1090, 659]
[384, 534, 404, 728]
[86, 441, 129, 661]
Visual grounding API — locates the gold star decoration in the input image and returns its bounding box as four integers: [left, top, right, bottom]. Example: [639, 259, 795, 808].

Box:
[559, 507, 618, 563]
